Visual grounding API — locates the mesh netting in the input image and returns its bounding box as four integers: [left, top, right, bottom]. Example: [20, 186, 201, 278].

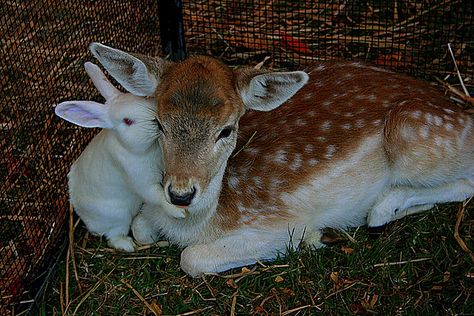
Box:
[183, 0, 474, 81]
[0, 0, 161, 313]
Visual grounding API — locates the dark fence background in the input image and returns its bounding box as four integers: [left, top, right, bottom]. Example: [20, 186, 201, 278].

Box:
[1, 0, 473, 314]
[0, 1, 161, 313]
[183, 0, 474, 82]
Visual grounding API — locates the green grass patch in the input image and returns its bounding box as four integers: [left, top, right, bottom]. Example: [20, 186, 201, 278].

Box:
[42, 203, 473, 315]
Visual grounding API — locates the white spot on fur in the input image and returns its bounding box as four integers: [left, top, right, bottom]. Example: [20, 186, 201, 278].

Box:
[425, 113, 433, 124]
[274, 149, 287, 164]
[322, 100, 333, 107]
[445, 123, 454, 131]
[325, 145, 337, 159]
[269, 178, 285, 191]
[344, 112, 354, 117]
[296, 118, 306, 126]
[308, 158, 319, 166]
[247, 147, 260, 155]
[459, 117, 465, 125]
[355, 119, 366, 128]
[305, 144, 315, 153]
[443, 115, 454, 122]
[382, 100, 391, 108]
[303, 93, 313, 100]
[443, 108, 454, 114]
[411, 111, 422, 119]
[433, 115, 443, 126]
[321, 121, 332, 131]
[372, 119, 382, 127]
[419, 125, 430, 139]
[308, 110, 316, 117]
[369, 66, 391, 73]
[290, 154, 303, 171]
[368, 94, 377, 101]
[253, 176, 262, 188]
[228, 176, 239, 189]
[316, 136, 327, 142]
[341, 123, 352, 130]
[401, 126, 415, 140]
[316, 64, 326, 71]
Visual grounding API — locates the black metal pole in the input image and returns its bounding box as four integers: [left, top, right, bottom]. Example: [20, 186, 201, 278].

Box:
[158, 0, 186, 61]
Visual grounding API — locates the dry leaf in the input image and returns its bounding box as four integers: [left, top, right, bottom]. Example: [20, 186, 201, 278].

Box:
[281, 287, 295, 296]
[330, 271, 339, 284]
[254, 306, 266, 314]
[241, 267, 251, 274]
[443, 271, 451, 282]
[431, 285, 443, 292]
[226, 278, 238, 289]
[341, 246, 354, 254]
[274, 275, 284, 283]
[148, 301, 163, 316]
[279, 32, 312, 54]
[370, 293, 379, 307]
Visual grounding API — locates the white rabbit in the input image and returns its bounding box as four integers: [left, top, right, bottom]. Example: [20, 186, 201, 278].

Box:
[55, 62, 186, 252]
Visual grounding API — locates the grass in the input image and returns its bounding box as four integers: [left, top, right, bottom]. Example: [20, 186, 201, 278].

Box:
[40, 202, 473, 315]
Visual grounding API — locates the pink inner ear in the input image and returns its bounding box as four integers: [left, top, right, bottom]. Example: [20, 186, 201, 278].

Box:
[123, 118, 134, 126]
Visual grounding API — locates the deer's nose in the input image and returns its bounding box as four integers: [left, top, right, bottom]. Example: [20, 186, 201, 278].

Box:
[168, 185, 196, 207]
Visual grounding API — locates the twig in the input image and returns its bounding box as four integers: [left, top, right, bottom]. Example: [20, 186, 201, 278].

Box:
[65, 241, 70, 309]
[135, 240, 170, 251]
[69, 203, 81, 293]
[230, 292, 237, 316]
[454, 199, 474, 265]
[121, 279, 161, 316]
[325, 281, 359, 299]
[167, 306, 213, 316]
[68, 269, 116, 315]
[218, 266, 259, 279]
[282, 304, 314, 315]
[60, 282, 65, 315]
[340, 229, 357, 244]
[122, 256, 165, 260]
[434, 77, 468, 99]
[232, 131, 258, 158]
[447, 43, 470, 97]
[372, 257, 431, 268]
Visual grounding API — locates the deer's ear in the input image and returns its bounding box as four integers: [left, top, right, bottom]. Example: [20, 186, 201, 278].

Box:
[235, 69, 309, 111]
[54, 101, 112, 128]
[89, 42, 171, 97]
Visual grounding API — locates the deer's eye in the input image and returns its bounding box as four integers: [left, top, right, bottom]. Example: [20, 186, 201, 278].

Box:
[123, 118, 134, 126]
[217, 126, 233, 141]
[154, 118, 164, 133]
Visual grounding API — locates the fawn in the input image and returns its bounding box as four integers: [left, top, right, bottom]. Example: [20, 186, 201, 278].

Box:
[90, 43, 474, 276]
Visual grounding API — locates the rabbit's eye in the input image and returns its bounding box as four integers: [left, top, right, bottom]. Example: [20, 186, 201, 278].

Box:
[123, 118, 134, 126]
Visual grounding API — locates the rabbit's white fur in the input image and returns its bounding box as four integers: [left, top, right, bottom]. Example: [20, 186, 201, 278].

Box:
[55, 62, 185, 252]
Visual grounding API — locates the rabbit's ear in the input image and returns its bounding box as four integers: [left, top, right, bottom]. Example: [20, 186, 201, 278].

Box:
[84, 62, 121, 101]
[55, 101, 112, 128]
